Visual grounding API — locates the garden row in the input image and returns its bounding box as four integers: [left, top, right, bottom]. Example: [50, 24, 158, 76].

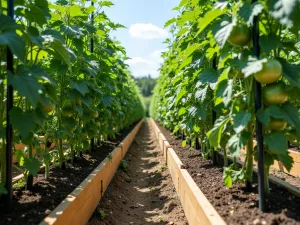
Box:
[150, 118, 300, 225]
[151, 0, 300, 208]
[0, 0, 144, 209]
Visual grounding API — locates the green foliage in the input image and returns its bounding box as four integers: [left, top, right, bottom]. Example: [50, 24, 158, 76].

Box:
[0, 0, 144, 190]
[151, 0, 300, 191]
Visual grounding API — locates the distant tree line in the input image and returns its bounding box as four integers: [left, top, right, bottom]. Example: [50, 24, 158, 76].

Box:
[135, 75, 156, 97]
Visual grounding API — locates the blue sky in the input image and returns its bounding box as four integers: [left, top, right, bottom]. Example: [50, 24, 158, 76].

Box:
[105, 0, 180, 78]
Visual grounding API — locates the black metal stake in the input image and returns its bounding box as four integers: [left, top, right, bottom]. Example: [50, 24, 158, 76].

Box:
[5, 0, 14, 209]
[195, 137, 200, 150]
[182, 132, 185, 140]
[90, 0, 95, 152]
[212, 56, 217, 165]
[253, 7, 266, 212]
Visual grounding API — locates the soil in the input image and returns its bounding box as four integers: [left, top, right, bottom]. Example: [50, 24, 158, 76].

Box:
[88, 121, 188, 225]
[238, 151, 300, 189]
[0, 122, 138, 225]
[156, 122, 300, 225]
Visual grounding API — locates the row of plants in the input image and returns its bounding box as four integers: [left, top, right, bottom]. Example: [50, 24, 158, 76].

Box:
[151, 0, 300, 195]
[0, 0, 144, 195]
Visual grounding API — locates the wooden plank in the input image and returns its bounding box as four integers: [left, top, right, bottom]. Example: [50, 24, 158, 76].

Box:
[179, 169, 226, 225]
[40, 119, 144, 225]
[167, 148, 183, 194]
[240, 148, 300, 178]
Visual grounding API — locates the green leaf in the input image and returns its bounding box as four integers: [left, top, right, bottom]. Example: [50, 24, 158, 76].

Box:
[195, 85, 208, 102]
[175, 88, 187, 105]
[10, 107, 36, 138]
[207, 116, 229, 148]
[257, 105, 284, 125]
[223, 168, 233, 188]
[15, 150, 25, 166]
[0, 184, 7, 194]
[196, 8, 225, 36]
[24, 4, 48, 27]
[257, 108, 270, 126]
[23, 158, 41, 176]
[238, 2, 263, 25]
[228, 132, 250, 157]
[100, 0, 114, 7]
[242, 57, 267, 78]
[67, 5, 84, 17]
[278, 58, 300, 88]
[193, 124, 200, 133]
[182, 140, 187, 147]
[259, 34, 281, 55]
[0, 31, 26, 62]
[179, 56, 193, 70]
[267, 0, 300, 28]
[214, 19, 235, 48]
[8, 69, 42, 108]
[264, 132, 287, 155]
[280, 102, 300, 132]
[27, 26, 43, 48]
[198, 68, 219, 85]
[178, 107, 186, 116]
[233, 111, 251, 133]
[215, 79, 233, 107]
[70, 80, 89, 96]
[164, 18, 176, 28]
[277, 152, 294, 172]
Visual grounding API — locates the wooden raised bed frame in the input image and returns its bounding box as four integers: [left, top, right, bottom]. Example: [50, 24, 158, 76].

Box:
[39, 119, 144, 225]
[150, 119, 226, 225]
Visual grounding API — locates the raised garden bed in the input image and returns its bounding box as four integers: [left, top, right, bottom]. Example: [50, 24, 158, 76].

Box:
[0, 119, 143, 225]
[150, 119, 226, 225]
[150, 119, 300, 225]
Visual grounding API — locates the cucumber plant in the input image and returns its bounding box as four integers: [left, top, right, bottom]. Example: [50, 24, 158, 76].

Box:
[151, 0, 300, 195]
[0, 0, 144, 194]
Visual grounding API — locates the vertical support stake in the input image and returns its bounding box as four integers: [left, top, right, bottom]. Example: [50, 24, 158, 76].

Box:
[252, 3, 266, 212]
[212, 56, 217, 165]
[5, 0, 14, 209]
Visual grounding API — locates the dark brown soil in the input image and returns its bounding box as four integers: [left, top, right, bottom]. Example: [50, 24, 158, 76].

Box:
[156, 122, 300, 225]
[0, 122, 138, 225]
[88, 121, 188, 225]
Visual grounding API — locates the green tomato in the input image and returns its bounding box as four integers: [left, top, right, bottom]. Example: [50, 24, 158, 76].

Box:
[228, 24, 251, 47]
[262, 82, 288, 105]
[254, 59, 282, 84]
[268, 118, 287, 131]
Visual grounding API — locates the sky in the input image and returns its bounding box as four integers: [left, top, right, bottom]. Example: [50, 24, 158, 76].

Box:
[105, 0, 180, 78]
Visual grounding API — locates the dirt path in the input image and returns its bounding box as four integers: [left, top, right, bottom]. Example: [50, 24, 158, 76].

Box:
[88, 121, 188, 225]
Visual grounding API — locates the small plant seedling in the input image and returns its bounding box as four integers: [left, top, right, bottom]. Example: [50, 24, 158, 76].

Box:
[158, 215, 164, 222]
[98, 209, 105, 220]
[107, 153, 112, 161]
[119, 160, 128, 171]
[13, 178, 26, 189]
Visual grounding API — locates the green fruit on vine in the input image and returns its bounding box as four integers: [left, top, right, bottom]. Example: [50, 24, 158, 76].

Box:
[82, 132, 88, 138]
[254, 59, 282, 84]
[95, 122, 101, 126]
[228, 24, 251, 47]
[42, 103, 55, 113]
[62, 107, 73, 118]
[91, 111, 99, 119]
[268, 118, 287, 131]
[262, 82, 288, 105]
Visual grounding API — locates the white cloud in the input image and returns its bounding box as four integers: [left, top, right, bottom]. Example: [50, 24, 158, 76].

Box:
[127, 57, 153, 65]
[129, 23, 168, 39]
[126, 56, 161, 78]
[150, 49, 166, 63]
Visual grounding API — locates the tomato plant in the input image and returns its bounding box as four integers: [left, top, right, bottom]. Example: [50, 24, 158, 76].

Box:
[151, 0, 300, 196]
[0, 0, 144, 193]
